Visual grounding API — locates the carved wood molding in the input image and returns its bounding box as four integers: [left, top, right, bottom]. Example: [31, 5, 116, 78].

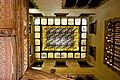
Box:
[0, 29, 16, 37]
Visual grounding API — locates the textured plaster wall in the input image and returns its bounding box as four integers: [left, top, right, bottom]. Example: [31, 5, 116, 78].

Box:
[0, 37, 14, 80]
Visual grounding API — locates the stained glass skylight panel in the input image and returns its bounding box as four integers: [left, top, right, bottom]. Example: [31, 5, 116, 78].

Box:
[41, 18, 47, 25]
[75, 18, 81, 25]
[35, 46, 40, 52]
[35, 26, 40, 31]
[35, 17, 40, 25]
[82, 18, 87, 25]
[82, 26, 87, 32]
[35, 33, 40, 38]
[68, 18, 74, 25]
[42, 26, 79, 51]
[61, 18, 67, 25]
[48, 18, 54, 25]
[33, 17, 87, 59]
[81, 53, 86, 58]
[68, 53, 73, 58]
[55, 18, 60, 25]
[35, 39, 40, 45]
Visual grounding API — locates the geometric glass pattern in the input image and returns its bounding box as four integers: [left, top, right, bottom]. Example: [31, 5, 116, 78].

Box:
[42, 26, 79, 51]
[33, 17, 87, 59]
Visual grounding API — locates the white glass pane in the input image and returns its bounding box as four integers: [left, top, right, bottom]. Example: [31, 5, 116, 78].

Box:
[74, 52, 80, 58]
[41, 18, 47, 25]
[75, 18, 81, 25]
[81, 33, 87, 38]
[35, 53, 40, 58]
[61, 52, 67, 58]
[35, 39, 40, 45]
[81, 46, 86, 52]
[81, 40, 86, 45]
[35, 17, 40, 25]
[41, 53, 47, 58]
[82, 26, 87, 32]
[68, 53, 73, 58]
[48, 52, 53, 58]
[81, 53, 86, 58]
[61, 18, 67, 25]
[82, 18, 87, 25]
[35, 33, 40, 38]
[55, 18, 60, 25]
[48, 18, 54, 25]
[68, 18, 74, 25]
[35, 46, 40, 52]
[55, 53, 60, 58]
[35, 26, 40, 31]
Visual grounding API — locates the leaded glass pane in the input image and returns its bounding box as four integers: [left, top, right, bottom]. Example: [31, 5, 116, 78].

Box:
[81, 53, 86, 58]
[68, 53, 73, 58]
[75, 18, 81, 25]
[35, 17, 40, 25]
[55, 53, 60, 58]
[61, 18, 67, 25]
[81, 46, 86, 52]
[35, 39, 40, 45]
[55, 18, 60, 25]
[35, 53, 40, 58]
[35, 46, 40, 52]
[68, 18, 74, 25]
[81, 40, 86, 45]
[82, 26, 87, 32]
[41, 52, 47, 58]
[61, 52, 67, 58]
[35, 26, 40, 31]
[35, 33, 40, 38]
[74, 52, 80, 58]
[82, 18, 87, 25]
[41, 18, 47, 25]
[48, 52, 53, 58]
[81, 33, 87, 38]
[48, 18, 54, 25]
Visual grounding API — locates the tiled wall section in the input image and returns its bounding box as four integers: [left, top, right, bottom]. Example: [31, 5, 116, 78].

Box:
[0, 37, 14, 80]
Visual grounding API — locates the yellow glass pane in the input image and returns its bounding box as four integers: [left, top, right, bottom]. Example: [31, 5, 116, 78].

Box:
[55, 18, 60, 25]
[75, 18, 81, 25]
[74, 52, 80, 58]
[41, 52, 47, 58]
[48, 52, 53, 58]
[55, 52, 60, 58]
[61, 52, 67, 58]
[35, 17, 40, 25]
[81, 33, 86, 38]
[68, 53, 73, 58]
[35, 26, 40, 31]
[35, 46, 40, 52]
[68, 18, 74, 25]
[81, 46, 86, 52]
[61, 18, 67, 25]
[35, 39, 40, 45]
[48, 18, 54, 25]
[35, 33, 40, 38]
[81, 40, 86, 45]
[81, 53, 86, 58]
[82, 18, 87, 25]
[41, 18, 47, 25]
[35, 53, 40, 58]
